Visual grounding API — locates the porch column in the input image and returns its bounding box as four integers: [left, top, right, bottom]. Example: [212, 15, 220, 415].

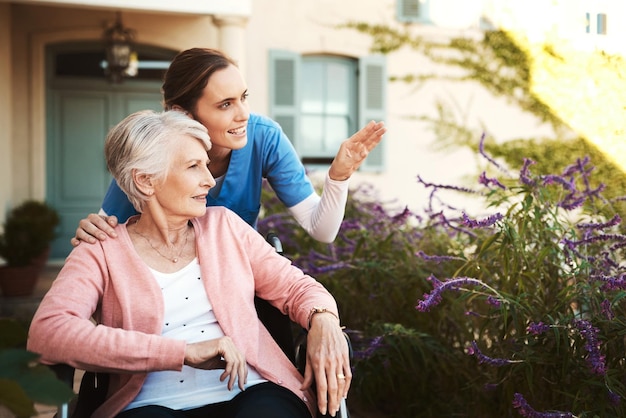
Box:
[0, 3, 12, 221]
[212, 15, 248, 77]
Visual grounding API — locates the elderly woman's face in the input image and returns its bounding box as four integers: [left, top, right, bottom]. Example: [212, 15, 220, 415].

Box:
[193, 64, 250, 152]
[152, 134, 215, 219]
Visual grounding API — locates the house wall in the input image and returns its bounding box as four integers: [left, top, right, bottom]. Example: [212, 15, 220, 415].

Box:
[246, 0, 558, 215]
[1, 0, 613, 231]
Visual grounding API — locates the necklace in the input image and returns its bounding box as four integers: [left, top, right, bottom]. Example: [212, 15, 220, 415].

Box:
[133, 227, 189, 263]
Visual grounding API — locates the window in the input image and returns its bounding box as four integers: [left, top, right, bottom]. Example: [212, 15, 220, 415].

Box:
[397, 0, 430, 23]
[585, 12, 608, 35]
[269, 50, 386, 171]
[300, 57, 357, 160]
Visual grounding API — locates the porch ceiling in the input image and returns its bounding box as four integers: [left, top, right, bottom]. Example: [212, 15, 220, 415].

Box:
[3, 0, 252, 16]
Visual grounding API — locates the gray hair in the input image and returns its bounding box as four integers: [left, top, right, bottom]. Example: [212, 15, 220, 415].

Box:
[104, 110, 211, 212]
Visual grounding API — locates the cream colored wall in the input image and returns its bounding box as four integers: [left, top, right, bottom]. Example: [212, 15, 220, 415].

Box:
[245, 0, 559, 216]
[2, 0, 585, 225]
[8, 4, 221, 209]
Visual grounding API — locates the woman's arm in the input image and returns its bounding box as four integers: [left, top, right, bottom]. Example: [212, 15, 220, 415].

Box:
[27, 241, 186, 374]
[71, 179, 137, 246]
[265, 117, 384, 243]
[71, 210, 118, 246]
[287, 173, 349, 243]
[302, 312, 352, 417]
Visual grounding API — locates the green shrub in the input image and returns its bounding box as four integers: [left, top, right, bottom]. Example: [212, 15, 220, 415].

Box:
[258, 140, 626, 417]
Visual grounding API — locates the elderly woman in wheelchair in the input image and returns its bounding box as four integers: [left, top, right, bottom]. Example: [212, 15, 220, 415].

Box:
[27, 110, 351, 418]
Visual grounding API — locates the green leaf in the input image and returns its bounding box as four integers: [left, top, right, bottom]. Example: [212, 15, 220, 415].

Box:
[0, 318, 28, 349]
[0, 349, 74, 405]
[0, 378, 37, 418]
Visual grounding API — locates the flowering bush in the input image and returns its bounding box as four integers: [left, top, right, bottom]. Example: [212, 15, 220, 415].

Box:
[258, 138, 626, 417]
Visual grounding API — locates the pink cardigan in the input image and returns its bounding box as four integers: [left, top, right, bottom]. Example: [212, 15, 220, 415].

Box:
[27, 207, 338, 418]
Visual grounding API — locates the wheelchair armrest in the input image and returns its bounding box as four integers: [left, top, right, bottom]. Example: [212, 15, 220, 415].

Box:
[49, 363, 75, 389]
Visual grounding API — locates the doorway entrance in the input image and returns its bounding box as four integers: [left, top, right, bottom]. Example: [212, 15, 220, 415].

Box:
[46, 42, 177, 259]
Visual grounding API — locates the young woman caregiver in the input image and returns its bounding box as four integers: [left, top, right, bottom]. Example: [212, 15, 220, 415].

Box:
[71, 47, 386, 246]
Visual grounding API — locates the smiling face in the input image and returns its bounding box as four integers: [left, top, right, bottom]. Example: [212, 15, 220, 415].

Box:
[191, 64, 250, 154]
[152, 134, 216, 220]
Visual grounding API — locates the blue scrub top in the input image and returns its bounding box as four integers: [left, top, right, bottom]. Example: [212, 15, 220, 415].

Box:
[101, 113, 315, 228]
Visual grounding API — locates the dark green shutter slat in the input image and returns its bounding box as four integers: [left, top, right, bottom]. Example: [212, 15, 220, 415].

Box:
[269, 49, 300, 150]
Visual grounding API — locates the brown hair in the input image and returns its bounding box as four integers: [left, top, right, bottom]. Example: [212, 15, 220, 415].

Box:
[162, 48, 238, 114]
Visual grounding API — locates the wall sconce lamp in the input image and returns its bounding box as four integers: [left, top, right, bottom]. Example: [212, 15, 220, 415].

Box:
[103, 12, 136, 83]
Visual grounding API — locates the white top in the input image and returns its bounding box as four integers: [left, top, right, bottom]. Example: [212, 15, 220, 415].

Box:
[288, 173, 349, 243]
[123, 258, 266, 411]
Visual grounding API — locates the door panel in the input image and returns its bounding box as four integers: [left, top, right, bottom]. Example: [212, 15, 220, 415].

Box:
[47, 88, 162, 259]
[124, 94, 165, 116]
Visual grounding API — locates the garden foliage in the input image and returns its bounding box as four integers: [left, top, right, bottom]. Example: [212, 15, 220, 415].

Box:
[258, 139, 626, 417]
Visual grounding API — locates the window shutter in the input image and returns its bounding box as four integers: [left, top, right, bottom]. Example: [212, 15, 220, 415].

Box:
[359, 55, 386, 172]
[397, 0, 429, 23]
[597, 13, 607, 35]
[268, 49, 301, 149]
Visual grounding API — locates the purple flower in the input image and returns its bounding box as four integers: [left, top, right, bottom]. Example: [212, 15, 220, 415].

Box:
[478, 132, 508, 173]
[391, 206, 413, 224]
[561, 156, 590, 177]
[486, 296, 501, 307]
[415, 251, 465, 263]
[462, 212, 503, 228]
[573, 319, 606, 376]
[416, 276, 501, 312]
[478, 171, 506, 189]
[467, 341, 517, 367]
[527, 322, 550, 336]
[520, 158, 537, 186]
[601, 299, 614, 320]
[417, 175, 479, 194]
[437, 212, 478, 238]
[591, 273, 626, 291]
[541, 174, 576, 191]
[354, 335, 386, 360]
[577, 214, 621, 231]
[563, 234, 626, 249]
[512, 393, 573, 418]
[558, 195, 586, 210]
[608, 390, 621, 406]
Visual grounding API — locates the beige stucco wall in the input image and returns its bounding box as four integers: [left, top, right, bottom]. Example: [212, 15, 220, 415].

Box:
[245, 0, 558, 216]
[1, 0, 582, 227]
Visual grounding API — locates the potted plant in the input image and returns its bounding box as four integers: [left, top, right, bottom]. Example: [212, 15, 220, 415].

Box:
[0, 200, 60, 297]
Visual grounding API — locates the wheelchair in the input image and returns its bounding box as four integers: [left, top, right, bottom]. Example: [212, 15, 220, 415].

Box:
[50, 233, 351, 418]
